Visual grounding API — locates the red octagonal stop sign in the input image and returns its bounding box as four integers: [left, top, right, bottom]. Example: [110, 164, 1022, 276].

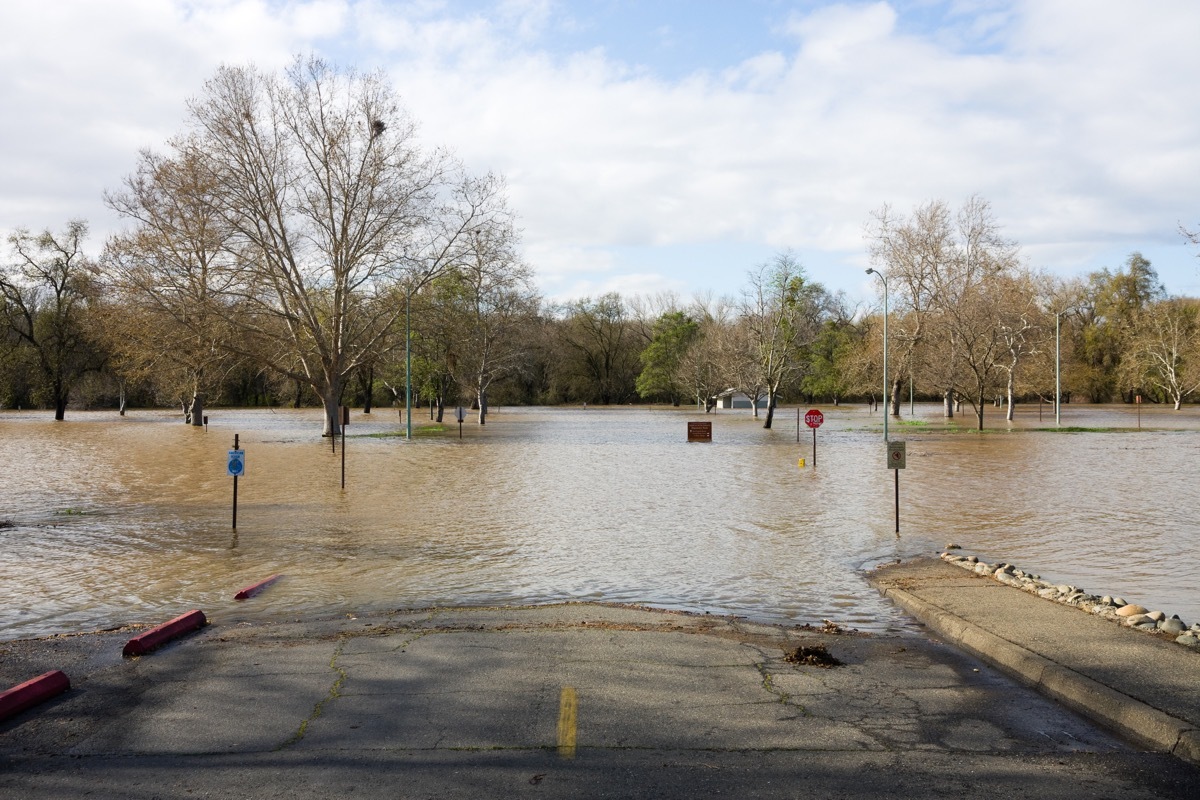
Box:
[804, 409, 823, 428]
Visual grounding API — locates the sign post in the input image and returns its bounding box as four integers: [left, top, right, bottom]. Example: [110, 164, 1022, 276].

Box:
[687, 421, 712, 442]
[227, 435, 244, 530]
[887, 440, 906, 534]
[455, 406, 466, 439]
[340, 406, 349, 489]
[1136, 395, 1142, 429]
[804, 409, 823, 466]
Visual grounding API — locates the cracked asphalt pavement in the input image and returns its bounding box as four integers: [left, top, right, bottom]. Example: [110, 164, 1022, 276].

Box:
[2, 603, 1196, 798]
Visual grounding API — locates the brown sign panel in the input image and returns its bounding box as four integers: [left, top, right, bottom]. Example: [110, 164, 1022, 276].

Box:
[687, 421, 713, 442]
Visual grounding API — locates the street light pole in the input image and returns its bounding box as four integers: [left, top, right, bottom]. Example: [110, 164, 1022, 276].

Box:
[866, 268, 889, 442]
[1055, 308, 1066, 427]
[405, 287, 413, 440]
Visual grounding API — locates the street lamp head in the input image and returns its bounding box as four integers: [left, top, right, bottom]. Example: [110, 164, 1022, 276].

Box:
[865, 268, 876, 276]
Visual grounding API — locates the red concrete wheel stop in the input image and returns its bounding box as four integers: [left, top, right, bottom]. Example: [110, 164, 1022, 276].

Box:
[122, 609, 207, 657]
[234, 574, 283, 600]
[0, 670, 70, 723]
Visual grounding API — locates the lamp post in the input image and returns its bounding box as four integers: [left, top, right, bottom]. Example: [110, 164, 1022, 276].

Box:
[1054, 307, 1072, 427]
[866, 268, 889, 442]
[405, 286, 413, 440]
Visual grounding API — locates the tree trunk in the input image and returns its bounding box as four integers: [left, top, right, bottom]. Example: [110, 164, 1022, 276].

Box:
[320, 381, 342, 437]
[190, 393, 205, 427]
[763, 390, 777, 429]
[890, 376, 902, 418]
[943, 390, 954, 418]
[1005, 371, 1015, 422]
[477, 383, 488, 425]
[976, 387, 985, 431]
[361, 365, 374, 414]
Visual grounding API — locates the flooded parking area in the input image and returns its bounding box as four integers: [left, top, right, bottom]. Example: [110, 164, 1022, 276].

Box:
[1, 403, 1196, 640]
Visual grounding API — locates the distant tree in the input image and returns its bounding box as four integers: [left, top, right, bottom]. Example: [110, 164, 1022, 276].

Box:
[866, 200, 955, 417]
[740, 251, 826, 429]
[800, 292, 862, 405]
[1075, 253, 1164, 402]
[1124, 297, 1200, 410]
[452, 222, 540, 424]
[556, 293, 640, 405]
[102, 148, 244, 423]
[1, 221, 101, 419]
[636, 310, 699, 405]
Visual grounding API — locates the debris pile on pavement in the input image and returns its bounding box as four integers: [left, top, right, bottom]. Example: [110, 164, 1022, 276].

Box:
[783, 643, 843, 668]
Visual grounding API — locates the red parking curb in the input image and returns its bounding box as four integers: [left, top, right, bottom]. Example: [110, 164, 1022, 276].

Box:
[234, 573, 283, 600]
[122, 610, 207, 657]
[0, 670, 70, 722]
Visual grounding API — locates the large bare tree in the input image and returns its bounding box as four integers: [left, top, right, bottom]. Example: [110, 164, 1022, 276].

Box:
[109, 56, 505, 435]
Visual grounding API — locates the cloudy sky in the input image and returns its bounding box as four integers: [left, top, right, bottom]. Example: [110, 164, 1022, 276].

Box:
[3, 0, 1200, 303]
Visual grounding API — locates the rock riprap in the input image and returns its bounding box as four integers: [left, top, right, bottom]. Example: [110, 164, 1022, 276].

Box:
[939, 551, 1200, 652]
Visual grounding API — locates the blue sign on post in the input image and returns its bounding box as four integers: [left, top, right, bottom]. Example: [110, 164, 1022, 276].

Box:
[227, 449, 245, 477]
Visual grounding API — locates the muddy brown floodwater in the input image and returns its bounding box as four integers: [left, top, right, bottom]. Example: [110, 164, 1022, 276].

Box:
[1, 403, 1197, 640]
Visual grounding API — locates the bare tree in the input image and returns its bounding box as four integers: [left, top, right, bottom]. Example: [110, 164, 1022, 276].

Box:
[103, 148, 243, 423]
[1125, 297, 1200, 409]
[453, 219, 540, 424]
[866, 201, 955, 417]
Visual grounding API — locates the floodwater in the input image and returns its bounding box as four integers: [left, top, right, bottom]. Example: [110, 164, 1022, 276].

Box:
[1, 403, 1197, 641]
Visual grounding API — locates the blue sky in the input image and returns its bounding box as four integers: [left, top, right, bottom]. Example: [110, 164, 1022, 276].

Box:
[3, 0, 1200, 305]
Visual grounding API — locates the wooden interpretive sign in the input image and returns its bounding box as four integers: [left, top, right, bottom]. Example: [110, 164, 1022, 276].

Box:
[687, 421, 713, 442]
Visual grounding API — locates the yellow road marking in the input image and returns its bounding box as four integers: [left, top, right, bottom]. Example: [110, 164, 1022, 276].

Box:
[557, 686, 577, 758]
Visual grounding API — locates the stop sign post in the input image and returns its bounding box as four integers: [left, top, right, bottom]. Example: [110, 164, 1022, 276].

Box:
[804, 409, 822, 466]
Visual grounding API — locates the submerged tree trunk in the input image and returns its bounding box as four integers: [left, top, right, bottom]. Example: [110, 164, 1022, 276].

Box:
[1005, 371, 1016, 422]
[320, 380, 343, 438]
[477, 383, 488, 425]
[943, 389, 954, 419]
[763, 390, 777, 429]
[190, 393, 205, 427]
[890, 375, 902, 418]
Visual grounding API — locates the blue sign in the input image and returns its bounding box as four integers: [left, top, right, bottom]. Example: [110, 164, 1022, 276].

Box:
[227, 450, 245, 477]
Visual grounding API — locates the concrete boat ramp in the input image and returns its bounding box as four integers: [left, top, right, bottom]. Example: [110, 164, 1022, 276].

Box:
[1, 558, 1196, 798]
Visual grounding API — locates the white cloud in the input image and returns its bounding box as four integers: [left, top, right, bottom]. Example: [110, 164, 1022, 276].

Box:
[2, 0, 1200, 301]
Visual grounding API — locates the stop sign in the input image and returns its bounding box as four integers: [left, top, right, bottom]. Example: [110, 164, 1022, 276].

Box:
[804, 409, 824, 428]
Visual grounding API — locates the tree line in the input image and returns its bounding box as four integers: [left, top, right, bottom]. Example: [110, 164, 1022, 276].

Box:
[4, 58, 1200, 432]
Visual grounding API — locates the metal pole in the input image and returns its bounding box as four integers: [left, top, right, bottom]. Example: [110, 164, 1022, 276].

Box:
[405, 288, 412, 441]
[1055, 310, 1061, 427]
[894, 468, 899, 535]
[867, 269, 889, 442]
[232, 433, 239, 531]
[796, 407, 800, 443]
[812, 427, 817, 467]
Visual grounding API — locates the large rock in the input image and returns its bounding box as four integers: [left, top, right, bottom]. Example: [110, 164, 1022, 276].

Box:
[1159, 618, 1187, 635]
[1115, 604, 1148, 617]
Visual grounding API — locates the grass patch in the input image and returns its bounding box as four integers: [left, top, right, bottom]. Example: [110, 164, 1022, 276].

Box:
[1032, 426, 1122, 433]
[362, 425, 447, 438]
[895, 419, 929, 428]
[54, 508, 91, 516]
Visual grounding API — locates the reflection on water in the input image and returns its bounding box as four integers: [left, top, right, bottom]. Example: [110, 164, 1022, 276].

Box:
[1, 403, 1197, 640]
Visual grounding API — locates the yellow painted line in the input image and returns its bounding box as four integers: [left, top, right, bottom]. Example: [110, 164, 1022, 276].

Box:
[557, 686, 577, 758]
